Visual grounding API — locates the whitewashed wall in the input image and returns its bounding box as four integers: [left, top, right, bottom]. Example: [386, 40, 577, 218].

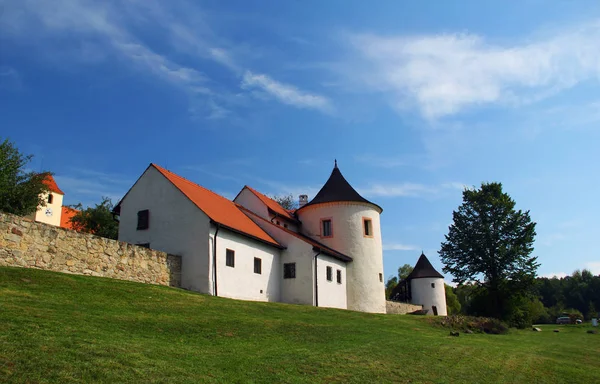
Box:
[117, 166, 212, 294]
[234, 188, 270, 220]
[297, 202, 385, 313]
[212, 228, 281, 302]
[316, 254, 347, 309]
[410, 277, 447, 316]
[34, 191, 63, 227]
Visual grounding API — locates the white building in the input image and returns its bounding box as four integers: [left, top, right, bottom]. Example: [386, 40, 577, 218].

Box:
[390, 253, 448, 316]
[30, 174, 77, 230]
[114, 161, 387, 313]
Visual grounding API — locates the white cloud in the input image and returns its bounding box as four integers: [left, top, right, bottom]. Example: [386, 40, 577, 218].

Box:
[539, 272, 569, 279]
[585, 262, 600, 275]
[358, 181, 465, 198]
[347, 21, 600, 118]
[241, 71, 333, 113]
[383, 243, 418, 251]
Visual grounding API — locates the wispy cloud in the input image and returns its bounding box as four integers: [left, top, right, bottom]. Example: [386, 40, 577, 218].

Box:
[0, 66, 23, 91]
[383, 243, 419, 251]
[346, 21, 600, 119]
[358, 181, 465, 198]
[55, 168, 133, 207]
[241, 71, 333, 113]
[585, 262, 600, 275]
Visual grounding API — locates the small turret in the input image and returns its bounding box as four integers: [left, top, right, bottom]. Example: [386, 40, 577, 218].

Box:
[407, 253, 447, 316]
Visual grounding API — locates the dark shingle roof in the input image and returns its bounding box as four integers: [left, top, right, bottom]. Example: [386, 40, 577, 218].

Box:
[297, 161, 382, 213]
[407, 253, 444, 280]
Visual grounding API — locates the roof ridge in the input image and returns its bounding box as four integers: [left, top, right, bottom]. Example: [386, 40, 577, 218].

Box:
[152, 163, 232, 202]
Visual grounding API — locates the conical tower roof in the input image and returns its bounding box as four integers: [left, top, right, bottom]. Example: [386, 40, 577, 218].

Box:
[298, 160, 382, 213]
[407, 253, 444, 279]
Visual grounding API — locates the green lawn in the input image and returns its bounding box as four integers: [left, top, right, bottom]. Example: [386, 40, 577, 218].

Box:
[1, 266, 598, 383]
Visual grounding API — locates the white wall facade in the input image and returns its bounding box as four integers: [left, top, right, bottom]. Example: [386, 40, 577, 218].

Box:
[34, 191, 63, 227]
[297, 202, 385, 313]
[316, 254, 347, 309]
[213, 228, 281, 302]
[117, 167, 212, 294]
[410, 277, 447, 316]
[234, 189, 270, 220]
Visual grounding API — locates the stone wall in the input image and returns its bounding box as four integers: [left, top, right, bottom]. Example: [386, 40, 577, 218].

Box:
[0, 212, 181, 287]
[386, 300, 424, 315]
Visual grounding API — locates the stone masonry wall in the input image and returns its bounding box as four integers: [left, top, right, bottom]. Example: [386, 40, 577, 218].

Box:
[0, 212, 181, 287]
[386, 300, 424, 315]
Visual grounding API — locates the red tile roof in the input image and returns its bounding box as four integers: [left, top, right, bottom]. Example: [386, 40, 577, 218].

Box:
[42, 174, 64, 195]
[60, 206, 79, 230]
[151, 164, 282, 248]
[238, 205, 352, 263]
[242, 186, 298, 222]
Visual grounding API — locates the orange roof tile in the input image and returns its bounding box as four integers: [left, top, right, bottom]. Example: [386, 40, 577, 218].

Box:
[42, 174, 64, 195]
[151, 164, 282, 248]
[60, 206, 79, 230]
[238, 205, 352, 262]
[243, 186, 298, 222]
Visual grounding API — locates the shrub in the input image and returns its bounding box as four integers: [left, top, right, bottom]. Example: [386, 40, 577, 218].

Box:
[431, 315, 509, 335]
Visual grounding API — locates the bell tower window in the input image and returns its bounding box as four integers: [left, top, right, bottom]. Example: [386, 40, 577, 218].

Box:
[47, 194, 53, 204]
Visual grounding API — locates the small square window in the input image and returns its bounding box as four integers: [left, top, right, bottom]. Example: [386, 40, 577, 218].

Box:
[431, 283, 435, 288]
[321, 219, 332, 237]
[283, 223, 288, 229]
[137, 209, 149, 230]
[379, 273, 383, 282]
[47, 194, 53, 204]
[326, 266, 333, 281]
[336, 269, 342, 284]
[276, 220, 280, 225]
[254, 257, 262, 274]
[363, 218, 373, 237]
[284, 263, 296, 279]
[226, 249, 235, 268]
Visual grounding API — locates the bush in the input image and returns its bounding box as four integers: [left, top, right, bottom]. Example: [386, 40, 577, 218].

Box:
[431, 315, 509, 335]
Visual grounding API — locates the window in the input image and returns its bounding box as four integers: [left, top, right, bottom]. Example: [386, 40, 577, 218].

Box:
[363, 218, 373, 237]
[226, 249, 235, 268]
[138, 243, 150, 248]
[379, 273, 383, 282]
[321, 219, 332, 238]
[283, 223, 288, 229]
[326, 266, 333, 281]
[431, 283, 435, 288]
[137, 209, 149, 230]
[336, 269, 342, 284]
[284, 263, 296, 279]
[254, 257, 262, 274]
[276, 220, 280, 225]
[47, 194, 53, 204]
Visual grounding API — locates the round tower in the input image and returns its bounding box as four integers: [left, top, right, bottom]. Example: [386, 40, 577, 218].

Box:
[297, 161, 386, 313]
[407, 253, 447, 316]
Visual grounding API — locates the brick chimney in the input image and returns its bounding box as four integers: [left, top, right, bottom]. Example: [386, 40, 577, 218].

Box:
[298, 195, 308, 208]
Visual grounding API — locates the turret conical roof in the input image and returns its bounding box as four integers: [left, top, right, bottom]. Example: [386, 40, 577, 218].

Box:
[406, 253, 444, 280]
[298, 161, 382, 212]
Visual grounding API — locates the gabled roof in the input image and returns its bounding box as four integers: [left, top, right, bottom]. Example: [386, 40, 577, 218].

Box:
[297, 161, 382, 213]
[42, 174, 64, 195]
[407, 253, 444, 280]
[239, 186, 299, 222]
[238, 205, 352, 263]
[60, 206, 79, 230]
[114, 164, 282, 249]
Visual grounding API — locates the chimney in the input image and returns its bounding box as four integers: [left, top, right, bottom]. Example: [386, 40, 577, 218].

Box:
[299, 195, 308, 208]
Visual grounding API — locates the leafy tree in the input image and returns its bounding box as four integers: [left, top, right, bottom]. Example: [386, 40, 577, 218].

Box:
[70, 197, 119, 240]
[385, 264, 414, 299]
[271, 194, 298, 210]
[439, 182, 538, 320]
[0, 138, 50, 216]
[445, 284, 461, 315]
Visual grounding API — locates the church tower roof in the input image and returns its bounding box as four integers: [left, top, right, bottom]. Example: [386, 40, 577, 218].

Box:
[407, 253, 444, 280]
[297, 160, 382, 213]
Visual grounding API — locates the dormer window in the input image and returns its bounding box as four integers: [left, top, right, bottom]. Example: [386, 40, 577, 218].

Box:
[47, 194, 53, 204]
[321, 218, 332, 238]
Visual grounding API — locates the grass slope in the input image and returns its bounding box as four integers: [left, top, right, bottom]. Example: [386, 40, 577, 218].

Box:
[1, 267, 599, 383]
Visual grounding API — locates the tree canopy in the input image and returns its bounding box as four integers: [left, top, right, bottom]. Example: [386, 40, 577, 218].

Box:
[69, 197, 119, 240]
[440, 182, 538, 320]
[385, 263, 413, 299]
[271, 194, 298, 210]
[0, 138, 49, 216]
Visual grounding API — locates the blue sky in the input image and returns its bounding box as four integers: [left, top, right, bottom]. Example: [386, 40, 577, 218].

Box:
[2, 0, 600, 281]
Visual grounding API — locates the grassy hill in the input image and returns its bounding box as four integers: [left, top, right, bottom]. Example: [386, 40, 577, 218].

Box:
[1, 266, 599, 383]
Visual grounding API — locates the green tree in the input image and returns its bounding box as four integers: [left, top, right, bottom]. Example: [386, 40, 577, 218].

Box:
[439, 182, 539, 321]
[0, 138, 50, 216]
[271, 194, 298, 210]
[385, 264, 414, 299]
[445, 284, 461, 315]
[70, 197, 119, 240]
